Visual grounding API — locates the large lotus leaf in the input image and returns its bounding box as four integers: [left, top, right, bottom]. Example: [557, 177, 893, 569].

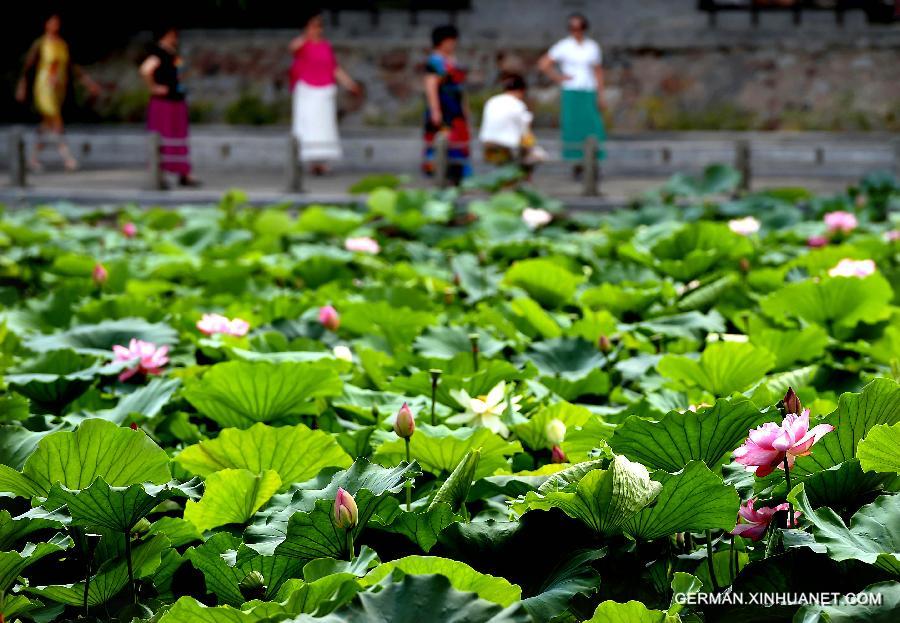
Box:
[648, 222, 750, 281]
[0, 418, 171, 498]
[858, 423, 900, 474]
[4, 349, 119, 410]
[451, 253, 502, 302]
[375, 502, 459, 552]
[245, 460, 416, 556]
[430, 450, 481, 513]
[0, 592, 39, 620]
[294, 574, 532, 623]
[580, 283, 661, 316]
[155, 596, 274, 623]
[584, 599, 667, 623]
[623, 461, 739, 540]
[338, 301, 436, 351]
[657, 342, 775, 396]
[608, 396, 770, 472]
[241, 573, 360, 619]
[361, 556, 521, 606]
[749, 324, 829, 371]
[788, 485, 900, 575]
[0, 536, 71, 592]
[795, 581, 900, 623]
[175, 423, 351, 491]
[183, 532, 303, 607]
[24, 318, 178, 355]
[619, 310, 726, 340]
[760, 273, 894, 332]
[414, 326, 505, 360]
[513, 402, 594, 451]
[43, 477, 200, 533]
[25, 534, 169, 607]
[87, 377, 181, 425]
[507, 297, 563, 339]
[388, 361, 530, 408]
[520, 548, 602, 623]
[523, 338, 606, 381]
[373, 425, 521, 480]
[0, 424, 64, 471]
[184, 468, 281, 533]
[0, 509, 65, 550]
[504, 259, 582, 309]
[183, 361, 343, 428]
[295, 205, 364, 235]
[513, 455, 663, 535]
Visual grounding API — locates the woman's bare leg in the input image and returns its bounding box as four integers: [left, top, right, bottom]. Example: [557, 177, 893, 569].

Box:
[50, 116, 78, 171]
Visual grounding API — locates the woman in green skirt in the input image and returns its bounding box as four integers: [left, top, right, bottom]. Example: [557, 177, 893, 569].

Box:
[539, 13, 606, 179]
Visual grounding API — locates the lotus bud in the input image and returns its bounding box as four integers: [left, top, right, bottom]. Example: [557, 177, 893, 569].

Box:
[133, 518, 152, 534]
[333, 487, 358, 529]
[545, 419, 567, 446]
[598, 335, 612, 354]
[92, 263, 108, 286]
[318, 305, 340, 331]
[239, 570, 267, 602]
[452, 272, 461, 286]
[551, 445, 567, 464]
[443, 287, 455, 305]
[129, 422, 139, 430]
[394, 402, 416, 439]
[121, 222, 137, 238]
[783, 387, 802, 415]
[332, 345, 353, 362]
[739, 257, 751, 273]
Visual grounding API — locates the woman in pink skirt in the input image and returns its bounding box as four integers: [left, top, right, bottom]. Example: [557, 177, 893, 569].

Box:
[139, 26, 199, 187]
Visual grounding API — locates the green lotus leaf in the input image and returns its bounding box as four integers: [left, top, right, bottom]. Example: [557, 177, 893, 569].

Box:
[183, 532, 303, 607]
[375, 502, 459, 552]
[184, 469, 282, 532]
[761, 273, 894, 332]
[513, 455, 663, 536]
[504, 258, 582, 308]
[156, 596, 268, 623]
[524, 338, 606, 382]
[795, 581, 900, 623]
[338, 301, 436, 352]
[0, 424, 63, 471]
[507, 297, 563, 339]
[24, 317, 178, 355]
[176, 423, 351, 491]
[0, 535, 71, 592]
[858, 422, 900, 474]
[241, 573, 360, 618]
[183, 361, 343, 428]
[451, 253, 502, 302]
[373, 425, 521, 480]
[414, 326, 506, 360]
[623, 461, 739, 540]
[0, 418, 171, 498]
[24, 534, 169, 606]
[657, 342, 775, 396]
[749, 323, 829, 371]
[608, 396, 770, 472]
[0, 509, 65, 550]
[430, 450, 481, 513]
[583, 599, 668, 623]
[514, 402, 594, 451]
[619, 310, 726, 340]
[788, 484, 900, 575]
[4, 349, 117, 411]
[520, 548, 603, 622]
[361, 555, 521, 606]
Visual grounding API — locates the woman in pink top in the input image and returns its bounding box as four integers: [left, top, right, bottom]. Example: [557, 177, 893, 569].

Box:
[289, 12, 360, 175]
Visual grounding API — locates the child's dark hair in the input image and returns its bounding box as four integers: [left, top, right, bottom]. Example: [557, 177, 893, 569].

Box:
[568, 12, 589, 30]
[153, 24, 179, 41]
[431, 24, 459, 48]
[501, 74, 527, 93]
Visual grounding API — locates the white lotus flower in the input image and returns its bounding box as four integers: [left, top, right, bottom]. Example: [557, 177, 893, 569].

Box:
[332, 345, 353, 361]
[447, 381, 521, 438]
[344, 236, 380, 254]
[522, 208, 552, 230]
[728, 216, 761, 236]
[828, 258, 876, 278]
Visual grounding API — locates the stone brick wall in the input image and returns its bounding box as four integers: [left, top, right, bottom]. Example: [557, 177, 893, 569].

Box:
[81, 0, 900, 131]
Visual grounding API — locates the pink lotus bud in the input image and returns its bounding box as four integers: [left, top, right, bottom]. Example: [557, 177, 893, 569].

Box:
[545, 419, 567, 446]
[333, 487, 358, 529]
[598, 335, 612, 354]
[394, 402, 416, 439]
[92, 263, 109, 285]
[807, 235, 828, 248]
[783, 387, 802, 416]
[121, 222, 137, 238]
[551, 445, 567, 464]
[886, 230, 900, 243]
[739, 258, 751, 273]
[318, 305, 340, 331]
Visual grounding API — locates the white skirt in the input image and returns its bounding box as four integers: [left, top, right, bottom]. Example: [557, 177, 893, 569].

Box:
[292, 82, 342, 161]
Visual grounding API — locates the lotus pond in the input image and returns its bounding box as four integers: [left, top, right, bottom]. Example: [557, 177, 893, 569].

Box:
[0, 170, 899, 623]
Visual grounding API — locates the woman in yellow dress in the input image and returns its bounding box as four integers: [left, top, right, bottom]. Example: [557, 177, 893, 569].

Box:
[16, 14, 99, 171]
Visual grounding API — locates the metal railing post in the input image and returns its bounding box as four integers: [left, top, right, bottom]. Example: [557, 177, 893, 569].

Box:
[147, 132, 164, 190]
[286, 135, 304, 193]
[9, 127, 26, 188]
[735, 139, 751, 192]
[434, 132, 449, 189]
[582, 136, 598, 196]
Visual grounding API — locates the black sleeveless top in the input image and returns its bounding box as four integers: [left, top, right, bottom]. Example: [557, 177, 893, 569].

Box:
[148, 43, 184, 101]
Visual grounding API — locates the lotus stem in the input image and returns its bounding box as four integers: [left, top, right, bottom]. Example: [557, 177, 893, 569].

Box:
[468, 333, 480, 371]
[705, 529, 719, 591]
[347, 530, 355, 563]
[782, 457, 795, 528]
[405, 438, 412, 512]
[82, 532, 98, 617]
[124, 530, 135, 603]
[729, 536, 737, 583]
[430, 369, 441, 426]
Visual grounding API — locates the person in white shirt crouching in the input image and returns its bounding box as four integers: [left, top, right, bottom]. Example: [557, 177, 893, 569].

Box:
[479, 74, 546, 179]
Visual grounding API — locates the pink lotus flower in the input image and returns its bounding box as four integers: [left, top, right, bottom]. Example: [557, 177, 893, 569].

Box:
[734, 410, 834, 478]
[807, 235, 828, 248]
[823, 211, 857, 234]
[522, 208, 553, 230]
[113, 339, 169, 381]
[885, 230, 900, 243]
[828, 258, 876, 278]
[333, 487, 358, 529]
[731, 498, 800, 541]
[121, 222, 137, 238]
[92, 263, 108, 285]
[551, 445, 567, 464]
[196, 313, 250, 337]
[319, 305, 340, 331]
[728, 216, 761, 236]
[344, 236, 380, 255]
